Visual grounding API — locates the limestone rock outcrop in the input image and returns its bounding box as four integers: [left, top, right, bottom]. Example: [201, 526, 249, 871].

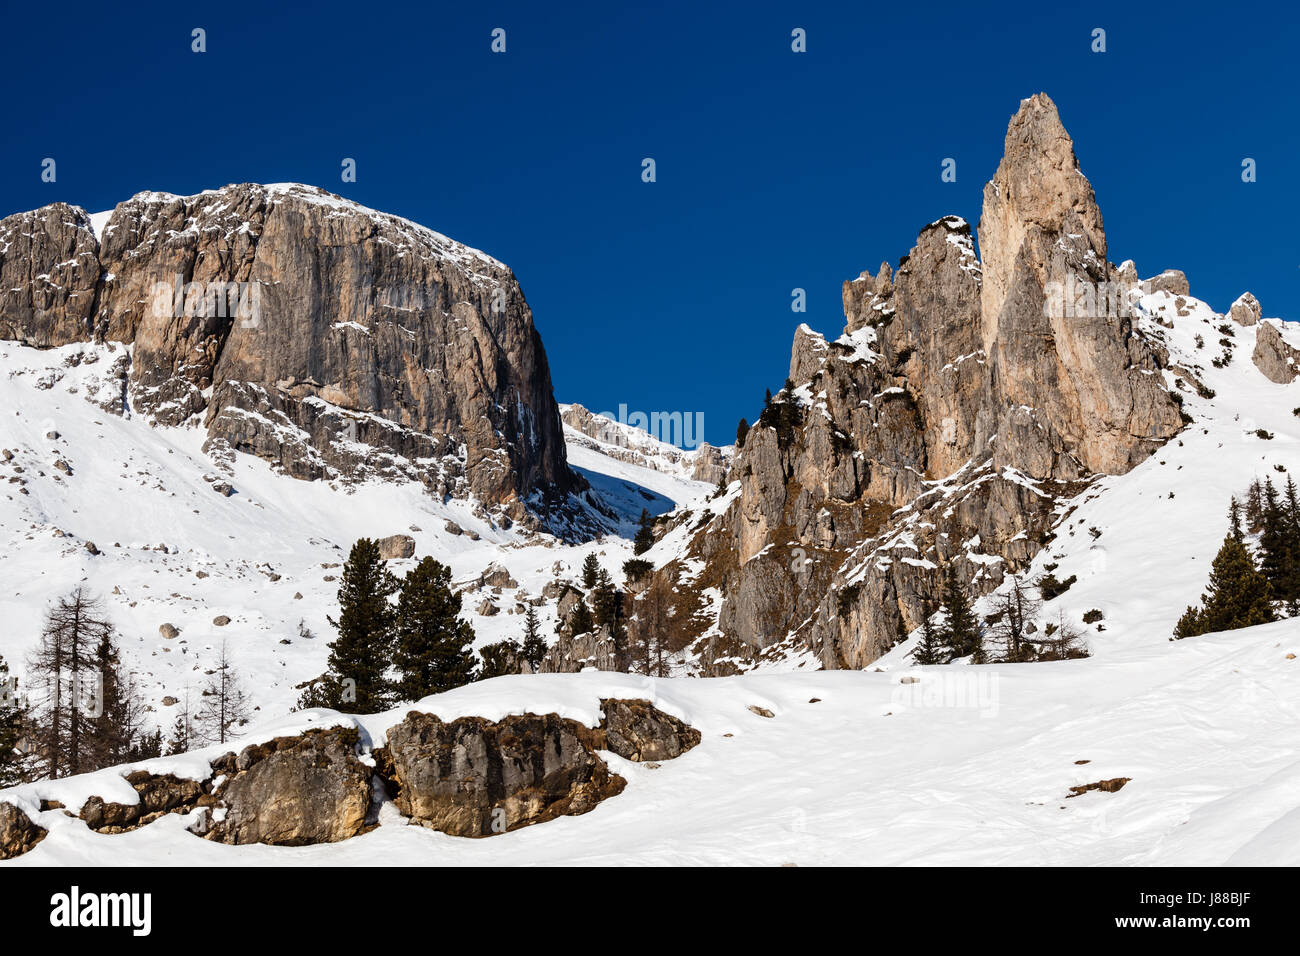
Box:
[79, 772, 207, 832]
[597, 698, 700, 762]
[200, 727, 371, 846]
[0, 184, 577, 516]
[1253, 320, 1300, 384]
[670, 93, 1183, 671]
[380, 711, 625, 836]
[0, 801, 46, 859]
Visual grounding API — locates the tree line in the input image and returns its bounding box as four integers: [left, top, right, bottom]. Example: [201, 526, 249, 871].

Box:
[910, 564, 1090, 666]
[1174, 475, 1300, 638]
[1, 588, 250, 785]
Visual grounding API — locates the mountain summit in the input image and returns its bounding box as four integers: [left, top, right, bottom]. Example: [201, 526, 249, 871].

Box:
[0, 183, 575, 519]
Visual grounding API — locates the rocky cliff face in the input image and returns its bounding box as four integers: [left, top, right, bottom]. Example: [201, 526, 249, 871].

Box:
[670, 94, 1184, 671]
[0, 183, 576, 519]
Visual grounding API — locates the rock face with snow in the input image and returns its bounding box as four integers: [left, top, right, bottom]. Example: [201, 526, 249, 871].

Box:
[560, 402, 731, 485]
[79, 772, 206, 832]
[1252, 320, 1300, 384]
[0, 184, 575, 515]
[668, 94, 1184, 671]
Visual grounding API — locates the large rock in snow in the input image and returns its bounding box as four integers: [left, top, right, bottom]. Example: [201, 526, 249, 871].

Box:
[381, 711, 625, 836]
[0, 801, 46, 859]
[597, 698, 701, 762]
[199, 727, 371, 846]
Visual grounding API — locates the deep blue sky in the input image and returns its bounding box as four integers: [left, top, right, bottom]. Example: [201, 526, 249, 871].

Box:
[3, 2, 1297, 446]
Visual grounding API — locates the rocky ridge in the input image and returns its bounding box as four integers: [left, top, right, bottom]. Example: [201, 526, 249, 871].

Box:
[0, 183, 578, 527]
[658, 94, 1192, 671]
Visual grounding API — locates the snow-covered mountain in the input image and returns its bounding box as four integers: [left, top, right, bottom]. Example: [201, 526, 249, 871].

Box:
[1, 93, 1299, 867]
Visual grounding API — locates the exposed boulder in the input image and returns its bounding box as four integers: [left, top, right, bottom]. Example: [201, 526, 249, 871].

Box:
[199, 727, 371, 846]
[0, 802, 46, 860]
[381, 711, 625, 836]
[480, 562, 518, 589]
[79, 772, 207, 832]
[376, 534, 416, 560]
[597, 699, 701, 762]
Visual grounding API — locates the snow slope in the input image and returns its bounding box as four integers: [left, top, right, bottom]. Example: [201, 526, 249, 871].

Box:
[0, 342, 713, 725]
[4, 620, 1297, 866]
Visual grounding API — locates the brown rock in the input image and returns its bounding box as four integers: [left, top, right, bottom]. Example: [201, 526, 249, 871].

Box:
[1252, 321, 1300, 384]
[597, 698, 701, 762]
[376, 533, 416, 559]
[382, 711, 625, 837]
[0, 802, 46, 859]
[201, 727, 370, 846]
[79, 772, 206, 832]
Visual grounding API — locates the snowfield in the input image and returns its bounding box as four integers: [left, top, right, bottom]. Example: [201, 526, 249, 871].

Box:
[3, 621, 1297, 866]
[1, 280, 1299, 866]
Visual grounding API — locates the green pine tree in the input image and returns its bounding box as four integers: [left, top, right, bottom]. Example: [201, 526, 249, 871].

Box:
[1174, 534, 1275, 638]
[1260, 479, 1286, 589]
[580, 554, 601, 591]
[0, 652, 25, 786]
[393, 556, 476, 700]
[568, 599, 595, 636]
[911, 603, 944, 665]
[1279, 477, 1300, 612]
[478, 639, 522, 679]
[306, 538, 398, 712]
[938, 564, 980, 659]
[521, 604, 547, 671]
[633, 509, 655, 555]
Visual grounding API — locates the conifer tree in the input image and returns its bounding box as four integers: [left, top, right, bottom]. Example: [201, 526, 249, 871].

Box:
[0, 652, 25, 786]
[938, 564, 980, 659]
[633, 508, 655, 555]
[911, 603, 944, 665]
[520, 604, 547, 672]
[1278, 477, 1300, 612]
[735, 418, 749, 448]
[307, 538, 398, 711]
[165, 691, 195, 756]
[988, 574, 1041, 662]
[1229, 496, 1244, 542]
[393, 556, 476, 700]
[1174, 535, 1275, 638]
[478, 639, 522, 679]
[1245, 479, 1264, 532]
[196, 641, 250, 746]
[1259, 479, 1286, 588]
[27, 588, 114, 778]
[580, 554, 601, 591]
[568, 598, 595, 636]
[87, 631, 146, 769]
